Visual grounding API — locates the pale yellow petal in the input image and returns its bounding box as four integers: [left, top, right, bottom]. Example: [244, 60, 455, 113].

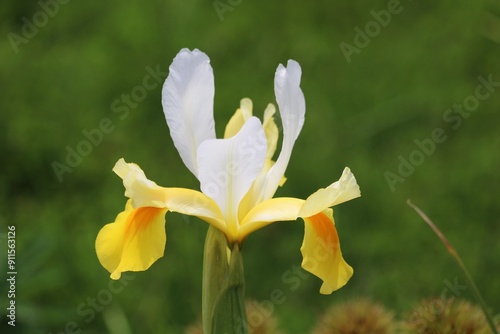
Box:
[239, 197, 304, 239]
[113, 159, 227, 233]
[113, 158, 168, 208]
[223, 98, 253, 139]
[298, 167, 360, 217]
[240, 98, 253, 117]
[95, 200, 168, 280]
[163, 187, 226, 233]
[262, 103, 279, 161]
[300, 209, 353, 294]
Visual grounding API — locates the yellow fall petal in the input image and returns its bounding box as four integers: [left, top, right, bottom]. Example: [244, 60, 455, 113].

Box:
[113, 158, 227, 233]
[95, 200, 168, 280]
[163, 187, 227, 233]
[239, 197, 304, 240]
[239, 197, 353, 294]
[299, 167, 360, 218]
[113, 158, 169, 208]
[300, 209, 353, 294]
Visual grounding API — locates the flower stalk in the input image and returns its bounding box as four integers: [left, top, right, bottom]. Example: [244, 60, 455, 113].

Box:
[202, 226, 247, 334]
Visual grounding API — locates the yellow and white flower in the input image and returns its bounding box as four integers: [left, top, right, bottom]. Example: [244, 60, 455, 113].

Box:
[95, 48, 360, 294]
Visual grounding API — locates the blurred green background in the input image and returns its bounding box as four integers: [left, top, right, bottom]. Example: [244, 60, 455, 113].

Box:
[1, 0, 499, 333]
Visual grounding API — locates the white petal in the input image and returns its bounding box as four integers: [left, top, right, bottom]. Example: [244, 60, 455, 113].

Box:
[162, 48, 216, 177]
[263, 60, 306, 199]
[197, 117, 267, 239]
[275, 60, 305, 141]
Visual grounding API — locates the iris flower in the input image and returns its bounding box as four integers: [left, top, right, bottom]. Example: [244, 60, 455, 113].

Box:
[96, 48, 360, 295]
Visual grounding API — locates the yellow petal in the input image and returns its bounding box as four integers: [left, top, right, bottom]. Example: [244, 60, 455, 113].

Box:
[300, 209, 353, 294]
[113, 158, 169, 208]
[223, 98, 253, 138]
[95, 200, 168, 280]
[299, 167, 361, 218]
[113, 158, 227, 233]
[164, 187, 227, 233]
[239, 197, 304, 239]
[262, 103, 279, 161]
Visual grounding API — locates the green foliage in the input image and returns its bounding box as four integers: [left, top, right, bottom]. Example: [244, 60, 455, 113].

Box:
[1, 0, 499, 333]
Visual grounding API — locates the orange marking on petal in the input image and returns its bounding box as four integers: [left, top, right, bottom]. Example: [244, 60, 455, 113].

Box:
[124, 207, 165, 238]
[309, 212, 339, 248]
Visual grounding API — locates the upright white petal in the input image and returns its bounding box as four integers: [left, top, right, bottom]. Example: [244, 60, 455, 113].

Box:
[162, 48, 216, 177]
[197, 117, 267, 240]
[262, 60, 306, 200]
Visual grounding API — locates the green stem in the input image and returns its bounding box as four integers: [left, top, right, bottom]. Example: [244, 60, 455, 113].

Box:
[202, 225, 247, 334]
[407, 199, 498, 334]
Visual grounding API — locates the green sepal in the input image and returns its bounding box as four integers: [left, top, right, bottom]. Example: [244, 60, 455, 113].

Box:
[202, 225, 247, 334]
